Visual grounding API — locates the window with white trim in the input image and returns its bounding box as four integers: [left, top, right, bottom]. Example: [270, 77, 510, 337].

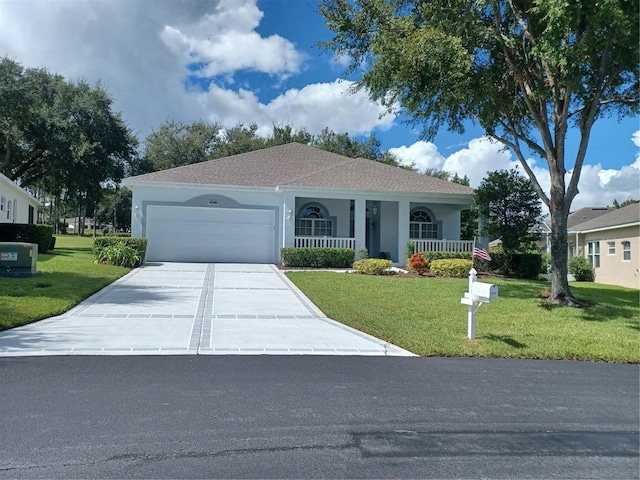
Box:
[409, 208, 438, 239]
[588, 241, 600, 268]
[622, 241, 631, 261]
[296, 205, 333, 237]
[6, 200, 11, 220]
[0, 196, 5, 213]
[608, 241, 616, 255]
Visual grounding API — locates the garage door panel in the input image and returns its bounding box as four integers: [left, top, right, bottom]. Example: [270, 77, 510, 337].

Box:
[145, 206, 275, 263]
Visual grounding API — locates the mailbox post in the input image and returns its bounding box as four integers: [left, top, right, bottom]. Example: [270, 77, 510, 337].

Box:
[460, 268, 498, 339]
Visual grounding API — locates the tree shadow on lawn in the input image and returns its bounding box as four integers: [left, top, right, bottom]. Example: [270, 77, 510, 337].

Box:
[491, 280, 638, 322]
[482, 334, 528, 349]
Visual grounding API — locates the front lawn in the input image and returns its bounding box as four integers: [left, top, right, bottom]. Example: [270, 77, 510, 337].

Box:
[286, 272, 640, 363]
[0, 235, 129, 331]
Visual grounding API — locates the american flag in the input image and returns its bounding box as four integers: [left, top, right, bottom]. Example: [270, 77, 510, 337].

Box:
[473, 241, 492, 261]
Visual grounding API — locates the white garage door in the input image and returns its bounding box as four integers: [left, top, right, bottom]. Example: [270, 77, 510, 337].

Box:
[145, 205, 276, 263]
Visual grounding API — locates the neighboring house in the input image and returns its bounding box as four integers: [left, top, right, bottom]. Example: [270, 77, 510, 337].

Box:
[123, 143, 474, 265]
[537, 207, 613, 253]
[569, 202, 640, 289]
[0, 172, 40, 224]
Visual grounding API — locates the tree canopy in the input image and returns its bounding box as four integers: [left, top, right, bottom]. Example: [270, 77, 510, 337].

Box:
[319, 0, 639, 304]
[0, 57, 137, 232]
[475, 169, 542, 253]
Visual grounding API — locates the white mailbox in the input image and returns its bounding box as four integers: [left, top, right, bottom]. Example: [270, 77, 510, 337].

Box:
[461, 268, 499, 340]
[473, 282, 498, 302]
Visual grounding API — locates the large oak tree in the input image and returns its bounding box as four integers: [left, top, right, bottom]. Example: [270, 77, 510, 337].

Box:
[319, 0, 638, 304]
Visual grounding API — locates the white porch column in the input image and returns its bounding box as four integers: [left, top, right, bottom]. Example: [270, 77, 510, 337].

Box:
[354, 196, 367, 253]
[282, 192, 296, 250]
[398, 199, 410, 265]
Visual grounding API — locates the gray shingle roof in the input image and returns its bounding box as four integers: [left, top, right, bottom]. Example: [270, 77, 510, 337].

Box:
[127, 143, 473, 195]
[566, 207, 614, 229]
[570, 202, 640, 232]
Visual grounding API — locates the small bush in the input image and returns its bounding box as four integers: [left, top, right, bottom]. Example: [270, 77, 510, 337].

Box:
[280, 247, 354, 268]
[94, 236, 148, 264]
[568, 256, 595, 282]
[539, 288, 551, 299]
[540, 252, 551, 273]
[357, 247, 369, 260]
[408, 253, 429, 275]
[430, 259, 472, 278]
[352, 259, 392, 275]
[94, 241, 143, 268]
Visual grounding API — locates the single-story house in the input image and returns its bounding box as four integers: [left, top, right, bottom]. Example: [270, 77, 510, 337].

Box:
[0, 171, 40, 224]
[569, 201, 639, 289]
[536, 206, 613, 253]
[123, 143, 474, 265]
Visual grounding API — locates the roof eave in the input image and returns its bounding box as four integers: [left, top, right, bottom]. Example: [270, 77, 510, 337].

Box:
[122, 178, 277, 193]
[569, 221, 640, 234]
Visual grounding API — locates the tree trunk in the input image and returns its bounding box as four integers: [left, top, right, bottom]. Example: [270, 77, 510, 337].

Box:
[548, 195, 579, 305]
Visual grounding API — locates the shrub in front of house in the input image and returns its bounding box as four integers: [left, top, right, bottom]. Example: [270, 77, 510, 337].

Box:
[510, 253, 543, 279]
[421, 251, 472, 262]
[408, 253, 429, 275]
[0, 223, 54, 254]
[280, 247, 355, 268]
[94, 236, 148, 266]
[430, 259, 473, 277]
[94, 241, 143, 268]
[568, 256, 595, 282]
[352, 258, 393, 275]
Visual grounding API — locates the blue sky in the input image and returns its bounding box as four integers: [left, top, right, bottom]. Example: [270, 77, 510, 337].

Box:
[0, 0, 638, 209]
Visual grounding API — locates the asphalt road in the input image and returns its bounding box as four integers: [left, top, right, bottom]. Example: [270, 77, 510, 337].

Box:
[1, 356, 638, 479]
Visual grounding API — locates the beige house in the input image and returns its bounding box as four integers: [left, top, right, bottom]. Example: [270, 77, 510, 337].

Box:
[569, 202, 640, 289]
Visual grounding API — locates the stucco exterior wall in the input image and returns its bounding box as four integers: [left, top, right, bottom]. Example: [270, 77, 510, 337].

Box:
[583, 225, 640, 289]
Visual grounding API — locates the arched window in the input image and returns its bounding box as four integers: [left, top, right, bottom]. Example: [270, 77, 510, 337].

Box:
[296, 204, 333, 237]
[410, 208, 438, 239]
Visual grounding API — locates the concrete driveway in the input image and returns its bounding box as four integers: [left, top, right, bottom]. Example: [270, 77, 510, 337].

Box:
[0, 263, 415, 357]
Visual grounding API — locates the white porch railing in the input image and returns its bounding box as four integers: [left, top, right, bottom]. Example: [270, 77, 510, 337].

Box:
[294, 236, 356, 249]
[410, 239, 473, 253]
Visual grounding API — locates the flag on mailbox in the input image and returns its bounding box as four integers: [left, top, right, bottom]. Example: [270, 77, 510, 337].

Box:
[473, 240, 492, 261]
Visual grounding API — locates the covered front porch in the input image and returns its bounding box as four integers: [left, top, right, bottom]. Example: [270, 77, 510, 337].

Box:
[282, 193, 472, 265]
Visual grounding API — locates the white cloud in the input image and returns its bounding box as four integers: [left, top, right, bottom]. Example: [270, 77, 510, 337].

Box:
[160, 0, 304, 79]
[632, 130, 640, 148]
[389, 142, 446, 172]
[198, 80, 394, 136]
[392, 136, 640, 211]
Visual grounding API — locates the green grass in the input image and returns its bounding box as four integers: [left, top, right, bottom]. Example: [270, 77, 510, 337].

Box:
[286, 272, 640, 363]
[0, 235, 129, 330]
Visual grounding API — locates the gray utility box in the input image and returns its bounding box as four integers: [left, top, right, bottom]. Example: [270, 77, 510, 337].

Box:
[0, 242, 39, 277]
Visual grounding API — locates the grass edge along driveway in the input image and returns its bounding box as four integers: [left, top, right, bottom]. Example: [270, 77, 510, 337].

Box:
[0, 235, 129, 331]
[286, 271, 639, 363]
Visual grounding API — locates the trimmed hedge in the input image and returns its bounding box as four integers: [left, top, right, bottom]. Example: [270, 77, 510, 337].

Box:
[430, 259, 473, 277]
[489, 252, 542, 279]
[280, 247, 355, 268]
[94, 236, 148, 264]
[352, 259, 392, 275]
[421, 251, 472, 262]
[0, 223, 54, 254]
